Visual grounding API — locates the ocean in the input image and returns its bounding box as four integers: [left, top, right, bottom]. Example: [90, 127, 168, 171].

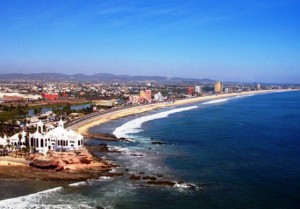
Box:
[0, 91, 299, 209]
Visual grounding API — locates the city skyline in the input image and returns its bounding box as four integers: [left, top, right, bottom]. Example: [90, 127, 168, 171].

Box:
[0, 0, 299, 83]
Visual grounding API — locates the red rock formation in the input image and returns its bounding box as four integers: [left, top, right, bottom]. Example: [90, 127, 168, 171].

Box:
[29, 150, 97, 171]
[29, 159, 59, 169]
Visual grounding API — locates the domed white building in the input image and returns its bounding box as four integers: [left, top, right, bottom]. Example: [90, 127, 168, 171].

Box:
[29, 120, 84, 154]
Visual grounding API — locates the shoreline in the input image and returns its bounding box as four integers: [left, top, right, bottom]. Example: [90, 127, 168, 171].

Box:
[69, 89, 297, 137]
[0, 89, 297, 181]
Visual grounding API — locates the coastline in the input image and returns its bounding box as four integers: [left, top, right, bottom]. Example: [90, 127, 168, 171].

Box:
[0, 89, 296, 181]
[0, 89, 299, 207]
[70, 89, 295, 137]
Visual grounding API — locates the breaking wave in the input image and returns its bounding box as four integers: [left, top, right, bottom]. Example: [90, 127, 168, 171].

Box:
[0, 187, 63, 209]
[202, 98, 230, 104]
[202, 94, 255, 105]
[113, 105, 198, 138]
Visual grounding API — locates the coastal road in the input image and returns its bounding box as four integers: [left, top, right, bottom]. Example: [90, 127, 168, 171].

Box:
[65, 104, 151, 131]
[65, 107, 125, 130]
[65, 102, 170, 132]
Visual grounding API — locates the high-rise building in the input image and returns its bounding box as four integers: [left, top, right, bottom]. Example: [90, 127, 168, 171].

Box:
[195, 86, 202, 94]
[214, 81, 223, 93]
[140, 90, 152, 103]
[187, 87, 194, 95]
[129, 95, 140, 104]
[154, 92, 164, 102]
[255, 84, 261, 90]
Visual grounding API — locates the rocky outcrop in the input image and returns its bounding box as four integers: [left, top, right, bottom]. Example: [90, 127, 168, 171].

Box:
[29, 159, 59, 169]
[85, 132, 118, 141]
[85, 144, 109, 152]
[142, 176, 157, 181]
[0, 149, 117, 181]
[129, 174, 141, 180]
[29, 150, 102, 172]
[151, 141, 168, 145]
[147, 180, 176, 187]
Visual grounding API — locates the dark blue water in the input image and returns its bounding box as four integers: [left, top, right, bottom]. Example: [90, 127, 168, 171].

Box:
[1, 91, 299, 209]
[135, 91, 300, 209]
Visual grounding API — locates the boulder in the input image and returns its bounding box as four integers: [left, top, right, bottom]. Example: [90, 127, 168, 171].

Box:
[78, 154, 93, 164]
[129, 174, 141, 180]
[151, 141, 167, 145]
[147, 180, 176, 187]
[79, 157, 92, 164]
[142, 176, 157, 181]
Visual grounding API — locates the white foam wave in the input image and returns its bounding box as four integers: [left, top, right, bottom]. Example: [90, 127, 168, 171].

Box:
[68, 181, 87, 187]
[108, 146, 130, 153]
[173, 183, 192, 189]
[235, 94, 255, 98]
[100, 176, 112, 180]
[113, 105, 198, 138]
[202, 98, 230, 104]
[173, 182, 201, 191]
[0, 187, 62, 208]
[202, 94, 256, 105]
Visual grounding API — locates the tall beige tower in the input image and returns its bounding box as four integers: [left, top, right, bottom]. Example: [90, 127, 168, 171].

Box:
[214, 81, 223, 93]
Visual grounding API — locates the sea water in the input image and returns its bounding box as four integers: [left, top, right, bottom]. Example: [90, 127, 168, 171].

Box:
[0, 91, 299, 209]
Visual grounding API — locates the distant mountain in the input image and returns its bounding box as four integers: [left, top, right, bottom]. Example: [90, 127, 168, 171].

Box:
[0, 73, 215, 83]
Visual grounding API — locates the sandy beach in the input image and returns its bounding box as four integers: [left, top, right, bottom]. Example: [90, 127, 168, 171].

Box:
[69, 89, 293, 137]
[0, 157, 28, 166]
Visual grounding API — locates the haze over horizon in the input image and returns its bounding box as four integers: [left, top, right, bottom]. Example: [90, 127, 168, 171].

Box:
[0, 0, 299, 83]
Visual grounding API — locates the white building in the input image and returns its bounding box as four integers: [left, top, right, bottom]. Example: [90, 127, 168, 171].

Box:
[154, 92, 164, 102]
[0, 135, 8, 147]
[7, 130, 27, 148]
[29, 120, 84, 154]
[255, 84, 261, 90]
[195, 86, 202, 94]
[0, 120, 84, 154]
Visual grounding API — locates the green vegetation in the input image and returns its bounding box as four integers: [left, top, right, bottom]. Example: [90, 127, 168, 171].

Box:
[28, 101, 91, 109]
[0, 103, 93, 137]
[0, 104, 29, 121]
[0, 111, 17, 121]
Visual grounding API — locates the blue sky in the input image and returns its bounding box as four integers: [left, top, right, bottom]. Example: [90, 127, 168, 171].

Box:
[0, 0, 299, 83]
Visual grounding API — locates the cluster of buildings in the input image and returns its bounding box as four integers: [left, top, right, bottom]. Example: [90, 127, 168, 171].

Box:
[213, 81, 263, 94]
[186, 86, 203, 96]
[0, 78, 295, 107]
[128, 90, 168, 104]
[0, 92, 68, 103]
[0, 92, 42, 103]
[128, 90, 153, 104]
[0, 120, 83, 154]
